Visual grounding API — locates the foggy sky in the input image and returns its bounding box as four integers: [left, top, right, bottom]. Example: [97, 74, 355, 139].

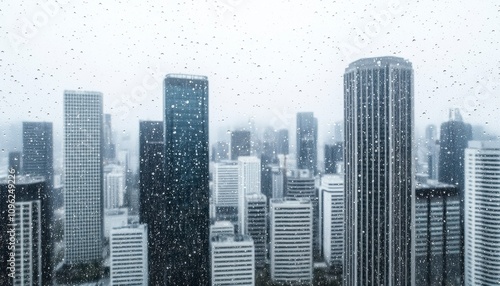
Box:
[1, 0, 499, 165]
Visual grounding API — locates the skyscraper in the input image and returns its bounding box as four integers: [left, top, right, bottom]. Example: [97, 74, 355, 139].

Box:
[231, 130, 251, 160]
[270, 198, 313, 284]
[213, 161, 239, 222]
[439, 109, 472, 192]
[344, 57, 414, 285]
[64, 90, 103, 265]
[296, 112, 318, 174]
[102, 114, 116, 163]
[211, 235, 255, 286]
[276, 129, 289, 155]
[110, 224, 148, 286]
[464, 141, 500, 285]
[8, 151, 21, 175]
[238, 156, 261, 233]
[164, 74, 210, 285]
[103, 164, 125, 209]
[425, 124, 439, 180]
[138, 120, 165, 286]
[0, 177, 52, 286]
[324, 142, 343, 174]
[415, 182, 462, 286]
[244, 193, 267, 267]
[321, 174, 344, 270]
[22, 122, 53, 190]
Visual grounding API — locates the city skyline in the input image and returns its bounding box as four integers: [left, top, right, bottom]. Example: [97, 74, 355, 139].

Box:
[2, 1, 499, 158]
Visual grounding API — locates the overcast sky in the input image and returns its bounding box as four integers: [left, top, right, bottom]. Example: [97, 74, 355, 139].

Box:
[1, 0, 499, 162]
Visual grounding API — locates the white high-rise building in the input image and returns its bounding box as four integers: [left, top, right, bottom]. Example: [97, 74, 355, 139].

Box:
[14, 201, 42, 286]
[104, 208, 128, 238]
[211, 235, 255, 286]
[110, 224, 148, 286]
[214, 161, 239, 208]
[104, 164, 125, 209]
[210, 221, 235, 237]
[465, 141, 500, 285]
[238, 156, 261, 233]
[270, 198, 313, 284]
[321, 174, 344, 269]
[64, 91, 103, 264]
[245, 193, 267, 267]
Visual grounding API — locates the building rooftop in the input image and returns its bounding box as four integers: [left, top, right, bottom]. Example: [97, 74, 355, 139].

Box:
[468, 141, 500, 149]
[165, 74, 208, 81]
[346, 56, 412, 72]
[0, 175, 46, 185]
[211, 234, 253, 243]
[270, 197, 311, 205]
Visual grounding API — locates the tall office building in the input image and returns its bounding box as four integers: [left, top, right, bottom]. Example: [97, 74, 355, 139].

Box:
[64, 90, 103, 264]
[286, 169, 320, 258]
[270, 198, 313, 284]
[344, 57, 414, 285]
[464, 141, 500, 285]
[22, 122, 53, 190]
[296, 112, 318, 174]
[8, 151, 22, 175]
[164, 74, 210, 285]
[231, 130, 251, 160]
[238, 156, 261, 233]
[276, 129, 289, 155]
[211, 235, 255, 286]
[0, 177, 52, 286]
[102, 114, 116, 163]
[271, 165, 285, 199]
[324, 143, 343, 174]
[415, 182, 462, 286]
[110, 224, 148, 286]
[439, 109, 472, 192]
[321, 174, 344, 270]
[244, 193, 267, 267]
[103, 164, 125, 209]
[213, 161, 239, 221]
[210, 221, 235, 237]
[425, 124, 439, 180]
[212, 141, 229, 162]
[138, 120, 165, 286]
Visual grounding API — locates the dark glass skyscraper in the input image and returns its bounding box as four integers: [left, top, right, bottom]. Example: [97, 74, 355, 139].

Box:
[296, 112, 318, 174]
[138, 120, 165, 286]
[324, 142, 343, 174]
[164, 74, 210, 285]
[344, 57, 414, 286]
[438, 109, 472, 192]
[231, 130, 251, 160]
[22, 122, 53, 190]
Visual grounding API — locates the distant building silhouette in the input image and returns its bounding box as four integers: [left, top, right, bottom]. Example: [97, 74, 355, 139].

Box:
[324, 143, 343, 174]
[164, 74, 210, 285]
[276, 129, 289, 155]
[22, 122, 53, 190]
[8, 151, 21, 175]
[438, 109, 472, 194]
[231, 130, 251, 160]
[296, 112, 318, 174]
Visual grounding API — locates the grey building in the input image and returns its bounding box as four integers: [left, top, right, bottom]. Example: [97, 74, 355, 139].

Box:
[344, 57, 414, 286]
[415, 181, 462, 286]
[296, 112, 318, 174]
[231, 130, 251, 160]
[63, 91, 103, 265]
[22, 122, 53, 190]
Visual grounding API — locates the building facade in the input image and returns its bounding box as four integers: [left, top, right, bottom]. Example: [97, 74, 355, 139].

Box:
[164, 74, 210, 285]
[321, 174, 344, 270]
[64, 91, 103, 264]
[344, 57, 414, 285]
[211, 235, 255, 286]
[270, 198, 313, 284]
[110, 224, 148, 286]
[464, 141, 500, 285]
[296, 112, 318, 174]
[22, 121, 53, 190]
